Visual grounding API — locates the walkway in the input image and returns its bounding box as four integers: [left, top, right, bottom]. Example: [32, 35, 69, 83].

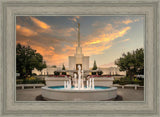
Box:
[16, 88, 144, 101]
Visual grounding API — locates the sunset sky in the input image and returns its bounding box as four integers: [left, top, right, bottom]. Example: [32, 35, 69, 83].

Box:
[16, 16, 144, 68]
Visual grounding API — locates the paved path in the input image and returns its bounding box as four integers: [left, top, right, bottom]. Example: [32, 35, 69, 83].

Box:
[116, 88, 144, 101]
[16, 88, 144, 101]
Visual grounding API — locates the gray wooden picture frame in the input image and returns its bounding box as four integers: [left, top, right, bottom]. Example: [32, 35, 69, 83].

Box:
[0, 0, 159, 117]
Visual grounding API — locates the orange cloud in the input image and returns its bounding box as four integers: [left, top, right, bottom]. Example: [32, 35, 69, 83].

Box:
[118, 27, 131, 36]
[16, 25, 131, 66]
[67, 27, 75, 33]
[50, 25, 131, 64]
[69, 16, 80, 23]
[122, 19, 133, 24]
[115, 18, 140, 25]
[16, 17, 133, 66]
[16, 39, 74, 66]
[53, 27, 76, 37]
[16, 40, 29, 46]
[83, 44, 112, 55]
[62, 45, 76, 52]
[85, 26, 131, 45]
[63, 27, 76, 36]
[16, 25, 37, 37]
[121, 38, 130, 42]
[42, 48, 74, 66]
[30, 17, 50, 29]
[29, 45, 66, 65]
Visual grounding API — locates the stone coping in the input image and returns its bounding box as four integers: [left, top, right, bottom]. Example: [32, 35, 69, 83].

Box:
[87, 77, 114, 81]
[42, 86, 117, 93]
[45, 77, 114, 81]
[113, 84, 143, 87]
[45, 77, 69, 80]
[17, 84, 45, 86]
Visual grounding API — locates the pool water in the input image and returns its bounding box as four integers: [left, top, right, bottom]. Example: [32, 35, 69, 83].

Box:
[49, 86, 110, 90]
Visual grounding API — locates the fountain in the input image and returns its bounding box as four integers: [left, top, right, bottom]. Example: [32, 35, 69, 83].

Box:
[41, 23, 117, 101]
[64, 65, 95, 90]
[41, 65, 117, 101]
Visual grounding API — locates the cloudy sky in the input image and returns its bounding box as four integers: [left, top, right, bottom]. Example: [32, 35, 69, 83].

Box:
[16, 16, 144, 68]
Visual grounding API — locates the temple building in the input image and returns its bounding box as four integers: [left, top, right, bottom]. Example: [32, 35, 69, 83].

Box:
[99, 67, 126, 76]
[68, 23, 89, 70]
[32, 23, 126, 76]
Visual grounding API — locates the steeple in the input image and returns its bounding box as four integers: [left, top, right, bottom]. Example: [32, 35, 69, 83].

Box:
[78, 23, 80, 47]
[76, 23, 82, 55]
[68, 22, 89, 71]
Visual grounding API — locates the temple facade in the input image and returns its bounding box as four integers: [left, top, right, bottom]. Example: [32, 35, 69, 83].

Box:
[68, 23, 89, 70]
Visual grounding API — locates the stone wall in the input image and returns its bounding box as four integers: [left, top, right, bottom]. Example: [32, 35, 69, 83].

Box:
[45, 77, 69, 86]
[45, 77, 114, 87]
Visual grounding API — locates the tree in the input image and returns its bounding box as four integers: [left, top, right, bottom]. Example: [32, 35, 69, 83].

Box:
[97, 71, 103, 75]
[16, 43, 46, 78]
[92, 60, 97, 75]
[115, 48, 144, 79]
[51, 65, 57, 68]
[92, 60, 97, 70]
[54, 71, 60, 76]
[37, 61, 47, 75]
[62, 64, 67, 75]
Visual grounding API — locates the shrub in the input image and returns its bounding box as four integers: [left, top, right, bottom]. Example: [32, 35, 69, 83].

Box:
[62, 72, 67, 75]
[21, 76, 45, 84]
[119, 81, 126, 85]
[117, 76, 144, 85]
[16, 79, 23, 84]
[54, 71, 60, 75]
[32, 73, 37, 76]
[139, 81, 144, 86]
[132, 78, 141, 84]
[97, 71, 103, 75]
[91, 72, 96, 75]
[113, 80, 120, 84]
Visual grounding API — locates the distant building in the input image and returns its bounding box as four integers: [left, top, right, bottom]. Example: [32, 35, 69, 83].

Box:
[99, 67, 126, 76]
[32, 67, 57, 75]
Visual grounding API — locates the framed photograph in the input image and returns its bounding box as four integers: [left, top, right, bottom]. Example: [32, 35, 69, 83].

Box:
[0, 0, 159, 117]
[16, 15, 144, 102]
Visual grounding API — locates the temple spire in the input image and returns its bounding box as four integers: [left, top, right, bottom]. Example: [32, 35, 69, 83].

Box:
[76, 23, 82, 55]
[78, 23, 80, 47]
